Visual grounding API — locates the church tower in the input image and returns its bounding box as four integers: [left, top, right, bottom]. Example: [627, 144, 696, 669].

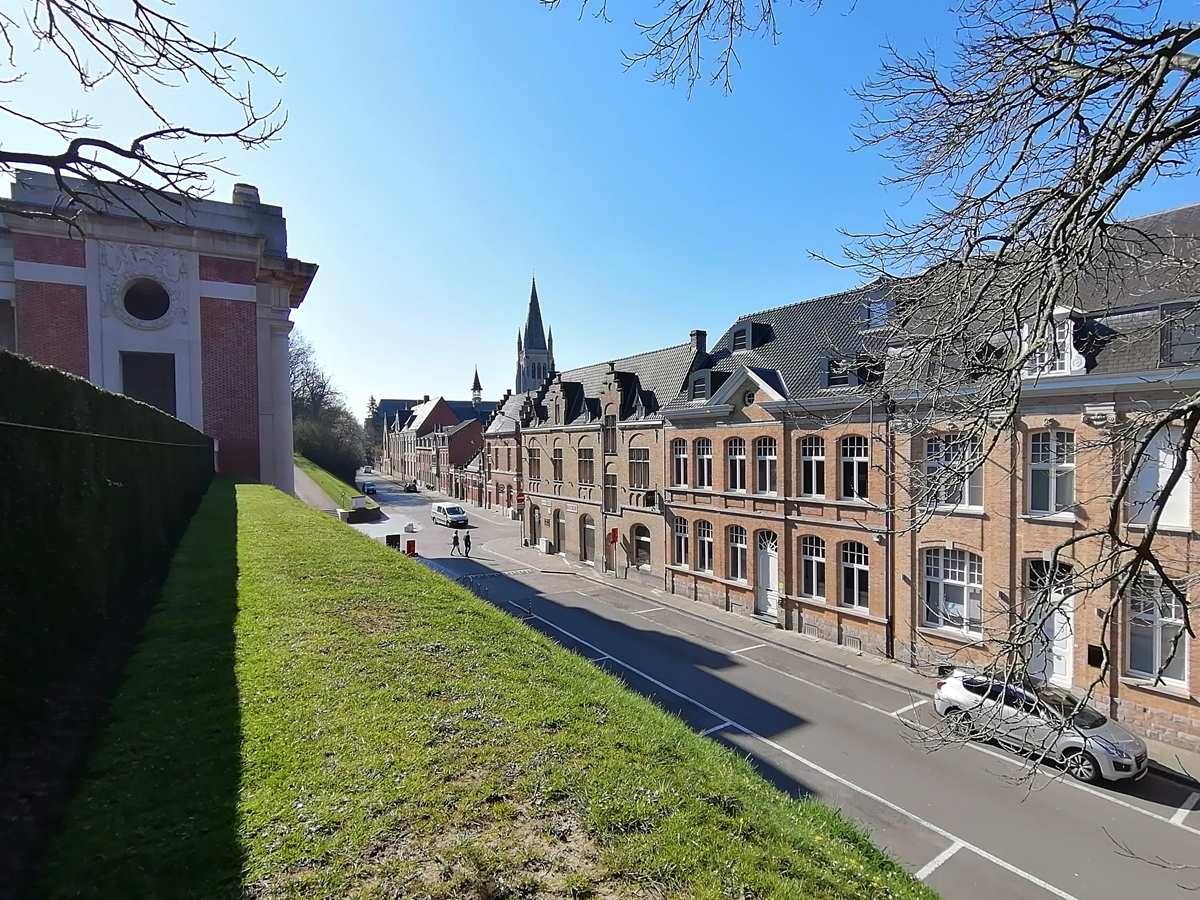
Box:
[471, 367, 482, 406]
[515, 277, 555, 393]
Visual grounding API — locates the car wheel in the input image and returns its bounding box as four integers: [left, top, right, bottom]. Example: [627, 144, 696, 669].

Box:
[1064, 749, 1102, 784]
[944, 707, 974, 739]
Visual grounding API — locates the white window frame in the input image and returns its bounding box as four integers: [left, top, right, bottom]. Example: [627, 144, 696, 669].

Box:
[1127, 573, 1188, 684]
[1029, 430, 1075, 515]
[925, 435, 983, 508]
[728, 525, 748, 581]
[801, 436, 825, 497]
[1022, 317, 1084, 378]
[695, 438, 713, 489]
[726, 438, 747, 492]
[671, 438, 689, 487]
[923, 548, 983, 635]
[840, 541, 869, 609]
[801, 535, 826, 600]
[674, 518, 689, 566]
[696, 520, 714, 572]
[1129, 425, 1191, 529]
[840, 435, 869, 500]
[755, 436, 778, 494]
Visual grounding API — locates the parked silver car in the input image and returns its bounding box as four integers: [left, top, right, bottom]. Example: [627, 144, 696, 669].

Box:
[933, 671, 1149, 783]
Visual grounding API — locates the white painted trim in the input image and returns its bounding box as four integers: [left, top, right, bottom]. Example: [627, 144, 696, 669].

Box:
[14, 260, 87, 285]
[199, 279, 256, 301]
[708, 365, 787, 406]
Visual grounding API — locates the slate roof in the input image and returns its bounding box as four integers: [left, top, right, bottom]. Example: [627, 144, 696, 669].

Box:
[486, 390, 533, 435]
[550, 341, 700, 424]
[447, 399, 499, 424]
[663, 284, 878, 412]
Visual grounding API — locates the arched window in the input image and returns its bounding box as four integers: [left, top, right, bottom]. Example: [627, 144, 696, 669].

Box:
[603, 464, 618, 513]
[924, 548, 983, 634]
[629, 440, 651, 489]
[672, 438, 688, 486]
[1028, 430, 1075, 514]
[726, 438, 747, 492]
[800, 536, 826, 599]
[840, 541, 869, 608]
[696, 520, 714, 571]
[925, 435, 982, 507]
[674, 518, 689, 566]
[633, 524, 652, 567]
[728, 525, 748, 581]
[695, 438, 713, 489]
[800, 436, 825, 497]
[577, 445, 595, 485]
[840, 436, 869, 500]
[551, 446, 564, 486]
[755, 437, 777, 494]
[530, 506, 541, 543]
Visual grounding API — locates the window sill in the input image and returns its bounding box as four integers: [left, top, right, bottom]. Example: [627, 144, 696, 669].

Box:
[917, 626, 986, 647]
[1120, 677, 1195, 703]
[1126, 523, 1195, 535]
[1021, 512, 1076, 525]
[834, 604, 888, 625]
[931, 505, 986, 518]
[665, 566, 752, 590]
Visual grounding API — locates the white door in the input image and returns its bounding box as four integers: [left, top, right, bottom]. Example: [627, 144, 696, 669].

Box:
[756, 531, 779, 617]
[1029, 566, 1073, 688]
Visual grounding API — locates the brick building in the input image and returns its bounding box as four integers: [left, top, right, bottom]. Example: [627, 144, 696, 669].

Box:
[380, 374, 497, 485]
[0, 172, 317, 492]
[483, 218, 1200, 752]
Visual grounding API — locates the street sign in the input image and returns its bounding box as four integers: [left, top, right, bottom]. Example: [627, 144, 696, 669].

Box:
[609, 528, 619, 544]
[516, 491, 526, 505]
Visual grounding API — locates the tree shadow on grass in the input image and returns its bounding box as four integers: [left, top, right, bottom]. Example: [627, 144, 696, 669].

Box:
[35, 476, 243, 900]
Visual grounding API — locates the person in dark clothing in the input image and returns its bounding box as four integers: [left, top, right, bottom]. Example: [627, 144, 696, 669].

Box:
[463, 532, 472, 557]
[450, 531, 461, 556]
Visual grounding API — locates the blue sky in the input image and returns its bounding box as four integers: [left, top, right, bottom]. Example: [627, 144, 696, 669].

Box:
[7, 1, 1199, 417]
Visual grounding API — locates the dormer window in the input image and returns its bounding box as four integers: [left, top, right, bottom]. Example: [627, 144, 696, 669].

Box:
[827, 359, 852, 388]
[690, 374, 707, 400]
[1022, 316, 1084, 378]
[733, 329, 748, 352]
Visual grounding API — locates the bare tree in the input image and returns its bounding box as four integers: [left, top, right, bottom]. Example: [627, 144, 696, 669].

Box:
[0, 0, 283, 227]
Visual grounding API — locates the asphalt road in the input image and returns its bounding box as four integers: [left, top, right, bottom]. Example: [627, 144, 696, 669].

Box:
[363, 474, 1200, 900]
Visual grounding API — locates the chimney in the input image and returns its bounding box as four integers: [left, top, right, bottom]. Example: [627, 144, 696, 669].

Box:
[690, 330, 707, 356]
[423, 394, 430, 403]
[232, 183, 260, 205]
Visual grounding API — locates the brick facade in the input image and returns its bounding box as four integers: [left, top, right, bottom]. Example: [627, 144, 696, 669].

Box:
[199, 255, 257, 284]
[200, 296, 260, 479]
[14, 233, 85, 267]
[13, 281, 89, 376]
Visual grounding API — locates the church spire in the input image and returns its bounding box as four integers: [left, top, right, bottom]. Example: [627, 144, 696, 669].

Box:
[471, 366, 482, 404]
[516, 276, 553, 393]
[523, 277, 548, 352]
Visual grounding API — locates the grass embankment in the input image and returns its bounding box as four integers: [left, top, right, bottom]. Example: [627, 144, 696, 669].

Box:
[40, 478, 936, 900]
[294, 452, 377, 509]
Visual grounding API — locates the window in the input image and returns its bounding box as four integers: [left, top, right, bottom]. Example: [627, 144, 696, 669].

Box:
[1129, 425, 1190, 528]
[924, 435, 982, 507]
[633, 525, 651, 567]
[603, 415, 617, 455]
[841, 542, 869, 608]
[674, 519, 689, 566]
[1023, 319, 1078, 377]
[629, 447, 651, 489]
[924, 548, 983, 634]
[801, 436, 825, 497]
[733, 329, 747, 351]
[578, 447, 595, 485]
[1029, 431, 1075, 514]
[122, 278, 170, 321]
[726, 438, 747, 492]
[1162, 302, 1200, 365]
[728, 526, 747, 581]
[1128, 573, 1187, 683]
[691, 376, 707, 400]
[120, 351, 176, 416]
[603, 467, 618, 513]
[695, 438, 713, 489]
[755, 437, 777, 494]
[552, 448, 564, 485]
[506, 446, 512, 471]
[527, 447, 541, 487]
[840, 436, 869, 500]
[801, 536, 826, 599]
[696, 520, 714, 571]
[671, 439, 688, 486]
[827, 359, 851, 388]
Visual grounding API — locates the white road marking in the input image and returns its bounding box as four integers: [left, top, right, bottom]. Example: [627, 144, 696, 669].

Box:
[915, 840, 964, 881]
[521, 608, 1081, 900]
[1171, 791, 1200, 826]
[478, 543, 1200, 838]
[631, 606, 665, 614]
[700, 722, 733, 737]
[731, 643, 767, 654]
[891, 700, 929, 718]
[591, 654, 611, 663]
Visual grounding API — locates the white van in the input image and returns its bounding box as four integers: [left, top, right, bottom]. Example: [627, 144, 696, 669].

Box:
[431, 502, 469, 528]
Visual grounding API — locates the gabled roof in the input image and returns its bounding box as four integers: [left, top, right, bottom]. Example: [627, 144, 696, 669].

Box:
[486, 390, 533, 435]
[551, 341, 700, 424]
[446, 399, 499, 424]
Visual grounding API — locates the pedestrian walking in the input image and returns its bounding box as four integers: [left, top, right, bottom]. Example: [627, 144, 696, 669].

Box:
[450, 531, 461, 556]
[463, 532, 472, 557]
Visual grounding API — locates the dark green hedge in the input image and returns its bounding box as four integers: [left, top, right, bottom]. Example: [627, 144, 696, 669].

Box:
[0, 351, 214, 733]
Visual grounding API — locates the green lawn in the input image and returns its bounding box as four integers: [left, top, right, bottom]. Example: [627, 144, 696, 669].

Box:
[293, 452, 377, 509]
[39, 478, 936, 900]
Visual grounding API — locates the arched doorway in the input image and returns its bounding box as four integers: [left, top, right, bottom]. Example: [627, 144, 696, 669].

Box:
[553, 509, 565, 554]
[632, 524, 652, 568]
[755, 530, 779, 617]
[529, 506, 541, 545]
[580, 515, 595, 563]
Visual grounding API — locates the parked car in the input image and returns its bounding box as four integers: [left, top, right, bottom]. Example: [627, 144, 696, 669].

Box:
[403, 482, 419, 493]
[361, 481, 377, 495]
[363, 465, 373, 473]
[933, 671, 1149, 783]
[430, 502, 469, 527]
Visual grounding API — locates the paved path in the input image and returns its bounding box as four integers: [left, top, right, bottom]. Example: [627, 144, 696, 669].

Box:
[395, 483, 1200, 900]
[292, 464, 335, 511]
